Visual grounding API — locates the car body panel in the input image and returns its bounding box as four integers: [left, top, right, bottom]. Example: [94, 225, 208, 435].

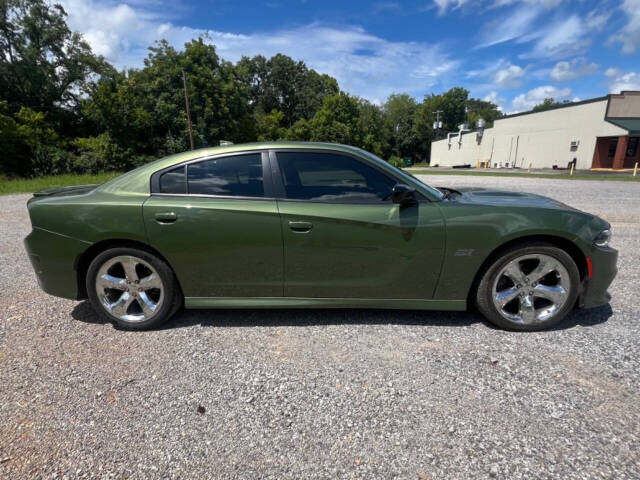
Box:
[142, 195, 283, 297]
[24, 227, 90, 299]
[23, 142, 617, 314]
[277, 200, 445, 298]
[184, 296, 466, 310]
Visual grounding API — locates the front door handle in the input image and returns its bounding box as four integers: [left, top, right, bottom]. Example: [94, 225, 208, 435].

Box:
[154, 212, 177, 224]
[288, 221, 313, 233]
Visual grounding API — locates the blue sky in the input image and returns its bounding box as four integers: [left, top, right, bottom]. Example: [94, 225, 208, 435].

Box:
[60, 0, 640, 112]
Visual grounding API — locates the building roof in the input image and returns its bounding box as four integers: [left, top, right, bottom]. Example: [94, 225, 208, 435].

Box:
[499, 95, 609, 120]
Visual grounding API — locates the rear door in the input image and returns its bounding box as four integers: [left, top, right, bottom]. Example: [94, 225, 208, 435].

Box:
[270, 150, 445, 299]
[143, 151, 283, 298]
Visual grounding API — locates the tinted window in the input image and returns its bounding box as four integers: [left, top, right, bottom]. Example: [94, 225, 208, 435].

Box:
[277, 152, 396, 202]
[627, 137, 638, 157]
[159, 166, 186, 194]
[187, 154, 264, 197]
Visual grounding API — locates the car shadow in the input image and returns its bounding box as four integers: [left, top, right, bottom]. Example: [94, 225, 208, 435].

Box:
[71, 301, 614, 331]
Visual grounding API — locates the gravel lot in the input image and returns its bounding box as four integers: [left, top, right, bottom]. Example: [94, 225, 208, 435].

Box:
[1, 175, 639, 480]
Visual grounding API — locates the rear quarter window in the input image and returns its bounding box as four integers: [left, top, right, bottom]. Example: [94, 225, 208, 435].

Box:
[159, 166, 186, 194]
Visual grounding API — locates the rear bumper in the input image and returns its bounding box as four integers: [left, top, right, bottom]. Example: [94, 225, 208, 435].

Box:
[579, 246, 618, 309]
[24, 228, 90, 300]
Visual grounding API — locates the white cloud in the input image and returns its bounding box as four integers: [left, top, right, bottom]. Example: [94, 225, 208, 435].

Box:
[432, 0, 470, 15]
[550, 58, 598, 82]
[609, 0, 640, 53]
[477, 5, 542, 47]
[522, 11, 609, 59]
[494, 64, 525, 88]
[491, 0, 564, 7]
[605, 68, 640, 93]
[58, 0, 458, 102]
[510, 85, 571, 112]
[483, 91, 504, 110]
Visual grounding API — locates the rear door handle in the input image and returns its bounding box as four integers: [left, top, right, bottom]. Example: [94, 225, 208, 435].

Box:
[288, 221, 313, 233]
[154, 212, 177, 224]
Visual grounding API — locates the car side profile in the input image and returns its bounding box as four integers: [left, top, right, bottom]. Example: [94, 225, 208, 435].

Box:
[24, 142, 618, 331]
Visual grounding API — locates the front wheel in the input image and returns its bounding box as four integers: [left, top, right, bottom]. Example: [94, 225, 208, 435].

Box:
[476, 243, 580, 331]
[86, 247, 181, 330]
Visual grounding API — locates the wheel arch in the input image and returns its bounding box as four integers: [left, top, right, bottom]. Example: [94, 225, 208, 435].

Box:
[75, 239, 182, 300]
[466, 234, 587, 307]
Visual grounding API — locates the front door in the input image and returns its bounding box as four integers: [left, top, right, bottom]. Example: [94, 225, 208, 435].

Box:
[143, 151, 283, 298]
[272, 150, 446, 299]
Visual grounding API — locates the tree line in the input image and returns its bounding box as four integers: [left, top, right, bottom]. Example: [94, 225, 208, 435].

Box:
[0, 0, 503, 178]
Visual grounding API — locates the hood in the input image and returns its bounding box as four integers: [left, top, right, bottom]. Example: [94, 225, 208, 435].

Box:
[443, 187, 579, 211]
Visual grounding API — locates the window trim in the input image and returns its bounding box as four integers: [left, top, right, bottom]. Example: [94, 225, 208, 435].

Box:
[268, 149, 428, 205]
[150, 150, 275, 200]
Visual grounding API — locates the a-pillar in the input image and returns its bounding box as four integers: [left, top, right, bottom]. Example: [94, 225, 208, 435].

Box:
[612, 135, 629, 170]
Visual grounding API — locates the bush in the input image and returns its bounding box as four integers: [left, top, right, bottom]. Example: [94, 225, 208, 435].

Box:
[71, 134, 128, 174]
[387, 155, 404, 168]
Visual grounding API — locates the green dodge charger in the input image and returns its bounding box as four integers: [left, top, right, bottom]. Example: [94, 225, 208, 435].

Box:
[24, 142, 618, 331]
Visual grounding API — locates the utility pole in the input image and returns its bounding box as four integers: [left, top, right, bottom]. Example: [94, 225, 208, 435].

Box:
[433, 110, 443, 139]
[182, 70, 195, 151]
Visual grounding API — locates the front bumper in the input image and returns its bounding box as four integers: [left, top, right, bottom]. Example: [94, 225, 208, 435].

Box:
[579, 246, 618, 309]
[24, 227, 90, 300]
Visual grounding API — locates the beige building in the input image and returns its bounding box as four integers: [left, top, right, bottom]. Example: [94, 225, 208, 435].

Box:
[430, 91, 640, 170]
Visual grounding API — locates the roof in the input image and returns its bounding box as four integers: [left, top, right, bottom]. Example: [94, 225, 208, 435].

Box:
[498, 95, 609, 121]
[99, 142, 363, 195]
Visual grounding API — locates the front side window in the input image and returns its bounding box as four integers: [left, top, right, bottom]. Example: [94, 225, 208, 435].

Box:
[276, 152, 396, 203]
[187, 154, 264, 197]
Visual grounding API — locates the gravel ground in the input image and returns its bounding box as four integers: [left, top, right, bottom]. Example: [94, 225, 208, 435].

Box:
[1, 176, 639, 480]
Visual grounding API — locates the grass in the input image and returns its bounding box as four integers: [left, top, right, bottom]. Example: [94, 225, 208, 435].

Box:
[0, 172, 123, 195]
[406, 169, 640, 182]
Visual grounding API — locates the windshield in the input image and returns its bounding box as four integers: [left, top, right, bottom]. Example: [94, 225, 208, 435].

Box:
[354, 148, 445, 200]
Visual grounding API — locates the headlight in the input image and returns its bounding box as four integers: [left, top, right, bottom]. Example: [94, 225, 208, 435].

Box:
[594, 229, 612, 247]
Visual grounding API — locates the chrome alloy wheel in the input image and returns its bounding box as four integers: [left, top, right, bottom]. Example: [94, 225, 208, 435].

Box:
[492, 253, 571, 325]
[95, 255, 164, 323]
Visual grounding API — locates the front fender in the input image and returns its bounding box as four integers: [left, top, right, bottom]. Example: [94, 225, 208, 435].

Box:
[433, 203, 595, 301]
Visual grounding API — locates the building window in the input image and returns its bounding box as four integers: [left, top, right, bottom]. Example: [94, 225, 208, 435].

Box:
[607, 139, 618, 157]
[626, 137, 639, 158]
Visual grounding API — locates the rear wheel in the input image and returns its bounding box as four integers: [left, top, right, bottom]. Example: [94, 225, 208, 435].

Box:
[86, 247, 181, 329]
[476, 243, 580, 331]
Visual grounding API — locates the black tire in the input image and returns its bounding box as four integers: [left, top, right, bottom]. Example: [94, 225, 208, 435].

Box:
[86, 247, 182, 330]
[475, 242, 580, 331]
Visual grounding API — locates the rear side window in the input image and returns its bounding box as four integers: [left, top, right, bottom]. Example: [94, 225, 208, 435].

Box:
[159, 166, 186, 194]
[276, 152, 396, 202]
[187, 154, 264, 197]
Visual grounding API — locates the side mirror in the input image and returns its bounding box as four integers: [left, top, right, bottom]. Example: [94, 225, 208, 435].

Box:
[391, 184, 417, 206]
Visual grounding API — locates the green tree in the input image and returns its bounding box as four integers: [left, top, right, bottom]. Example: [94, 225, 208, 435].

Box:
[383, 94, 419, 159]
[310, 92, 362, 145]
[532, 97, 571, 112]
[0, 0, 108, 175]
[84, 38, 253, 166]
[358, 99, 392, 157]
[466, 98, 503, 127]
[255, 109, 286, 141]
[236, 54, 338, 126]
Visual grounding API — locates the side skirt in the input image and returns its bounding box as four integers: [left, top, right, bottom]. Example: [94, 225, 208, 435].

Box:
[184, 297, 467, 311]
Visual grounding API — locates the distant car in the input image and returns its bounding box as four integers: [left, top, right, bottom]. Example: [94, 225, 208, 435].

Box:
[24, 142, 617, 331]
